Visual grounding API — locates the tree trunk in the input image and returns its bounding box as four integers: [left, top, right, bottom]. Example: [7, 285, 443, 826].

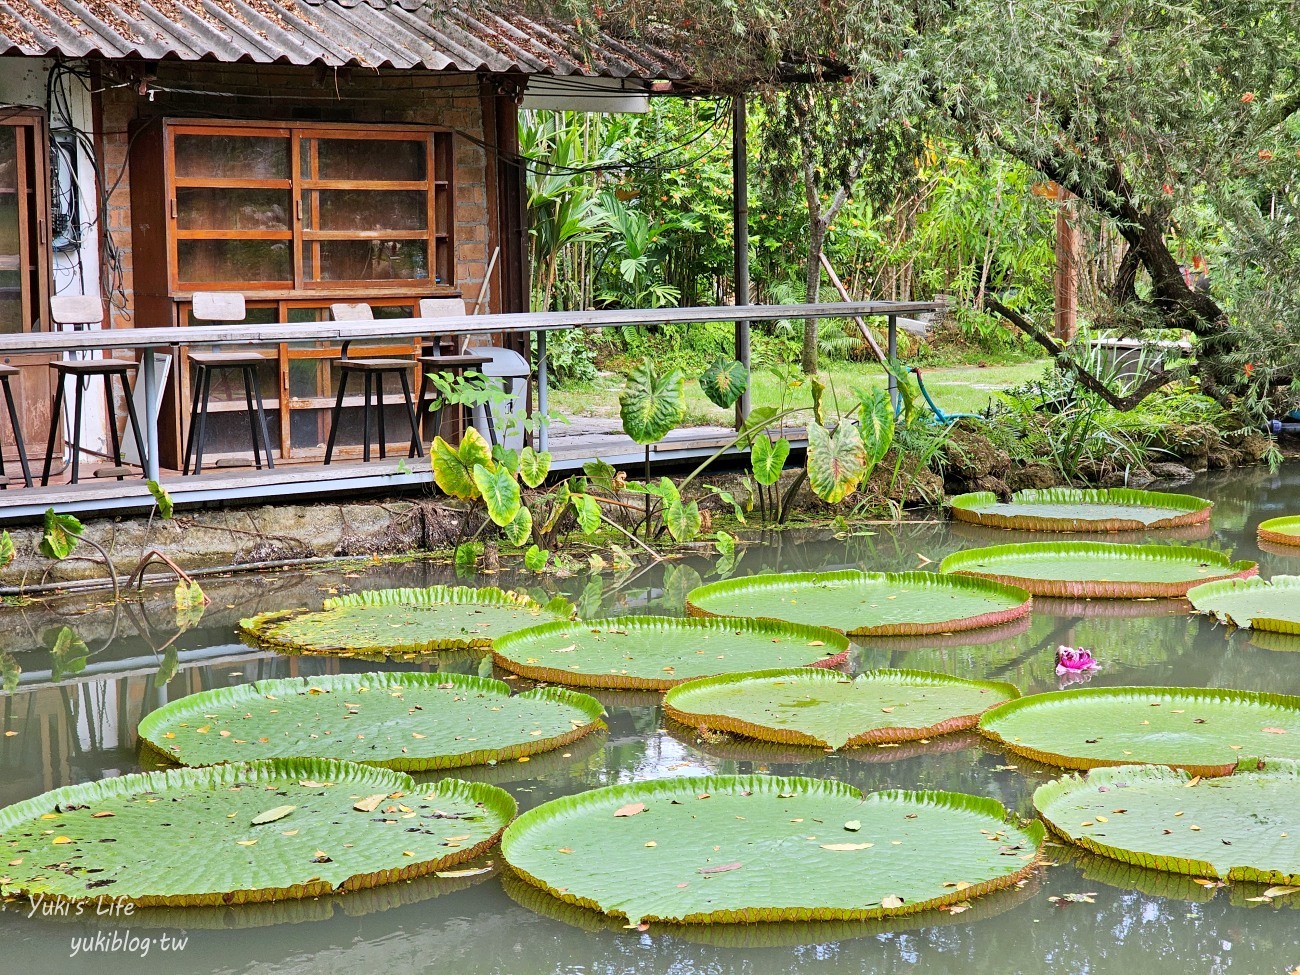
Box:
[803, 216, 825, 374]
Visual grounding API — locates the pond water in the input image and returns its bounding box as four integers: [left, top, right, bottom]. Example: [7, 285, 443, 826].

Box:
[2, 465, 1300, 974]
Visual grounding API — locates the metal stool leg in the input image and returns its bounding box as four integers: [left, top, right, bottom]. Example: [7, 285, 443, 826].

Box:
[183, 363, 204, 474]
[1, 376, 32, 488]
[70, 377, 84, 484]
[324, 368, 348, 465]
[376, 371, 388, 460]
[192, 366, 214, 476]
[120, 371, 147, 478]
[103, 373, 123, 480]
[399, 368, 422, 458]
[249, 366, 274, 470]
[361, 370, 373, 463]
[41, 370, 66, 486]
[241, 365, 262, 470]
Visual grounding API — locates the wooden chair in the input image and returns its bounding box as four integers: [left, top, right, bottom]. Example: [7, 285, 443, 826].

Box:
[413, 297, 493, 451]
[323, 303, 423, 464]
[183, 292, 276, 475]
[41, 295, 146, 485]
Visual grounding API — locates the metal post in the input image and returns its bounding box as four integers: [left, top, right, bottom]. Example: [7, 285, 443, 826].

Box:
[886, 316, 899, 413]
[536, 329, 549, 454]
[142, 346, 160, 481]
[732, 94, 751, 427]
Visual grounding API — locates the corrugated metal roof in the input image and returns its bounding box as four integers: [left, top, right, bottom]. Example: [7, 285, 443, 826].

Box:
[0, 0, 689, 77]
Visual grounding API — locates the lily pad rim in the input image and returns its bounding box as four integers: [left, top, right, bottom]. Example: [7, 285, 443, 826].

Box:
[949, 487, 1213, 531]
[1258, 516, 1300, 548]
[1187, 575, 1300, 634]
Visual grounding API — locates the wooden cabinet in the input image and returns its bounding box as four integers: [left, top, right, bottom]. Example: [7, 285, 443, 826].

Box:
[129, 119, 459, 467]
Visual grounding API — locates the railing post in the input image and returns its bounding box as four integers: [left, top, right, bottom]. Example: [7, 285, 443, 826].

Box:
[536, 329, 549, 453]
[732, 94, 751, 427]
[887, 315, 899, 413]
[142, 346, 160, 481]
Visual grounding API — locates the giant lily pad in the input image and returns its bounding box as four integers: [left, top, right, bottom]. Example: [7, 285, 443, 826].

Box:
[239, 586, 571, 658]
[950, 488, 1213, 532]
[940, 542, 1257, 599]
[0, 759, 515, 907]
[500, 775, 1043, 925]
[1188, 576, 1300, 634]
[490, 616, 850, 690]
[663, 669, 1020, 750]
[979, 686, 1300, 776]
[1258, 516, 1300, 548]
[685, 570, 1032, 636]
[137, 672, 605, 772]
[1034, 762, 1300, 885]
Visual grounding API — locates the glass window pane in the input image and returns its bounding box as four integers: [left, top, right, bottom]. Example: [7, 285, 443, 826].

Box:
[316, 190, 427, 232]
[316, 138, 425, 181]
[0, 128, 20, 334]
[176, 188, 290, 231]
[178, 239, 292, 283]
[174, 134, 289, 180]
[314, 240, 428, 282]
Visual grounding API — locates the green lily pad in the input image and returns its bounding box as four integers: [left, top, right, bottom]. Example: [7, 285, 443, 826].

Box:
[0, 759, 515, 907]
[685, 570, 1032, 636]
[663, 668, 1020, 750]
[940, 542, 1257, 599]
[136, 672, 605, 772]
[1188, 576, 1300, 634]
[238, 586, 572, 658]
[1034, 762, 1300, 884]
[490, 616, 851, 690]
[1258, 516, 1300, 548]
[979, 686, 1300, 776]
[500, 775, 1043, 925]
[950, 488, 1213, 532]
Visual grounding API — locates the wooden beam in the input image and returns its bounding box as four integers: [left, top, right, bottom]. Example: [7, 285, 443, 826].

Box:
[733, 95, 751, 427]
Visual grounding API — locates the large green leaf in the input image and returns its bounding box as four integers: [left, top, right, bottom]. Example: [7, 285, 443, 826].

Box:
[1258, 515, 1300, 548]
[806, 422, 866, 504]
[147, 480, 175, 520]
[664, 668, 1020, 750]
[750, 434, 789, 486]
[950, 488, 1213, 532]
[503, 505, 533, 547]
[491, 615, 850, 690]
[138, 672, 604, 772]
[431, 428, 494, 500]
[473, 463, 522, 527]
[1034, 762, 1300, 884]
[940, 541, 1257, 599]
[570, 493, 601, 535]
[979, 686, 1300, 776]
[39, 508, 84, 561]
[518, 445, 552, 488]
[687, 570, 1032, 636]
[619, 360, 686, 444]
[239, 586, 572, 658]
[856, 386, 895, 465]
[664, 499, 703, 543]
[0, 530, 13, 569]
[1, 652, 19, 694]
[0, 759, 515, 907]
[699, 358, 749, 410]
[1188, 575, 1300, 634]
[501, 775, 1043, 925]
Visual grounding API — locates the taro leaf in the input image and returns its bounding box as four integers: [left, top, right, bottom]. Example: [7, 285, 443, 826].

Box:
[39, 508, 84, 561]
[686, 570, 1032, 637]
[500, 775, 1043, 925]
[503, 506, 533, 548]
[238, 586, 568, 658]
[714, 531, 736, 559]
[619, 360, 686, 445]
[665, 499, 703, 543]
[49, 627, 89, 682]
[1187, 576, 1300, 634]
[704, 485, 746, 525]
[541, 595, 577, 620]
[582, 459, 618, 490]
[491, 615, 850, 690]
[699, 358, 749, 410]
[571, 494, 601, 535]
[751, 434, 790, 486]
[431, 435, 480, 500]
[940, 541, 1258, 599]
[0, 530, 14, 569]
[810, 375, 827, 426]
[806, 423, 866, 504]
[492, 444, 520, 476]
[1, 651, 20, 694]
[473, 463, 522, 527]
[455, 541, 484, 576]
[949, 488, 1214, 533]
[175, 579, 206, 611]
[524, 545, 550, 573]
[1258, 515, 1300, 548]
[519, 446, 552, 489]
[857, 387, 895, 466]
[979, 686, 1300, 776]
[660, 563, 704, 616]
[138, 672, 605, 772]
[0, 759, 516, 907]
[1034, 761, 1300, 884]
[147, 480, 175, 520]
[664, 668, 1020, 750]
[737, 405, 780, 449]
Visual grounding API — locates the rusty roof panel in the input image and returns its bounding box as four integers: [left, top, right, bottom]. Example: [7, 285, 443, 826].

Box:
[0, 0, 688, 76]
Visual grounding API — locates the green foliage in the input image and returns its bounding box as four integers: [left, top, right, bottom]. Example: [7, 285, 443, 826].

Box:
[0, 530, 13, 569]
[174, 579, 206, 611]
[49, 626, 89, 681]
[503, 506, 534, 547]
[570, 494, 602, 535]
[749, 434, 790, 486]
[472, 463, 522, 527]
[147, 480, 174, 520]
[431, 429, 493, 500]
[699, 358, 749, 409]
[524, 545, 551, 572]
[856, 388, 896, 466]
[806, 422, 867, 504]
[519, 445, 552, 488]
[39, 508, 84, 561]
[618, 360, 686, 444]
[455, 541, 484, 576]
[664, 498, 703, 543]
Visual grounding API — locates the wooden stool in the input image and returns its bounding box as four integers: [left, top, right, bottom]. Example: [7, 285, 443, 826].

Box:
[41, 360, 146, 485]
[414, 351, 493, 453]
[324, 303, 422, 464]
[0, 363, 32, 488]
[183, 351, 275, 475]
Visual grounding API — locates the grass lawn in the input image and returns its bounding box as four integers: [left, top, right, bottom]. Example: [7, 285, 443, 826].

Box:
[550, 360, 1051, 426]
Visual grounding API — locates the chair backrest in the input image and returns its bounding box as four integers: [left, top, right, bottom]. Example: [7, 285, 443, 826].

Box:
[330, 302, 373, 322]
[49, 294, 104, 329]
[192, 292, 246, 323]
[418, 297, 466, 318]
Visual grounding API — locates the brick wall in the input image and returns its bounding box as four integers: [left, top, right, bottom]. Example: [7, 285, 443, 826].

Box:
[95, 61, 496, 329]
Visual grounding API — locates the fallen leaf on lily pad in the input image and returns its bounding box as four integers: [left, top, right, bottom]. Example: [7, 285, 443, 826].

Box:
[820, 842, 874, 851]
[251, 805, 296, 826]
[614, 803, 646, 818]
[353, 794, 386, 813]
[435, 866, 494, 879]
[1263, 728, 1288, 735]
[880, 895, 904, 909]
[843, 820, 861, 832]
[698, 862, 742, 875]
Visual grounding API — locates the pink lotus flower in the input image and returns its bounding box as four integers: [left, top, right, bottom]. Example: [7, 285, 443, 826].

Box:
[1056, 645, 1098, 675]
